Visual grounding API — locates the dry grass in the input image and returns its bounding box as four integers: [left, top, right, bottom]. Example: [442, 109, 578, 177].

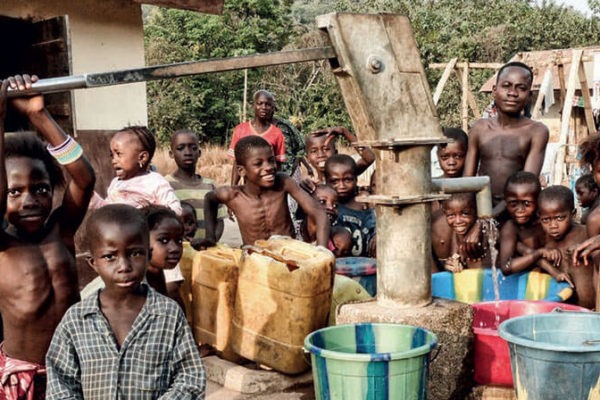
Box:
[153, 144, 232, 185]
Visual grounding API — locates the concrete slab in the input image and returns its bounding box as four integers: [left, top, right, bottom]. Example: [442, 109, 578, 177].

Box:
[336, 298, 474, 400]
[467, 385, 516, 400]
[204, 356, 313, 395]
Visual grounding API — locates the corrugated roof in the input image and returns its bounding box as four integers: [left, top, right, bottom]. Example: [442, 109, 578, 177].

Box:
[134, 0, 224, 15]
[479, 45, 600, 92]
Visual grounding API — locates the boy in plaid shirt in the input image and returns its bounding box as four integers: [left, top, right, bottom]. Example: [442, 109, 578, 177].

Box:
[45, 204, 205, 399]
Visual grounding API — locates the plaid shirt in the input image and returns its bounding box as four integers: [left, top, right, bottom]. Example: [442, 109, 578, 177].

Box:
[46, 285, 205, 399]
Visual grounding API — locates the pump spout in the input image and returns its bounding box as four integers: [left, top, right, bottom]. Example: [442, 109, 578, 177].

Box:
[431, 176, 493, 218]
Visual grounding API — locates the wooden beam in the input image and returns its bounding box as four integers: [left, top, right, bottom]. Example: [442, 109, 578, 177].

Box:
[461, 63, 470, 131]
[429, 62, 503, 69]
[452, 66, 481, 123]
[578, 60, 596, 135]
[531, 71, 550, 120]
[553, 49, 583, 185]
[134, 0, 224, 15]
[557, 63, 566, 104]
[433, 57, 457, 105]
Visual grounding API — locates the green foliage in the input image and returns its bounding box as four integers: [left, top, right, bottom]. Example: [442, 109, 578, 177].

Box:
[146, 0, 600, 144]
[144, 1, 294, 145]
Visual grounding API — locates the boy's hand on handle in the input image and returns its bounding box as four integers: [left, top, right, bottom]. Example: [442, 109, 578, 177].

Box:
[6, 75, 44, 115]
[572, 235, 600, 267]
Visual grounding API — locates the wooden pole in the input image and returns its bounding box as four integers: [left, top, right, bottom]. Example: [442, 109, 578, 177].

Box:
[553, 49, 583, 185]
[242, 68, 248, 122]
[578, 61, 596, 135]
[461, 63, 470, 131]
[433, 57, 457, 105]
[531, 69, 550, 120]
[558, 63, 567, 104]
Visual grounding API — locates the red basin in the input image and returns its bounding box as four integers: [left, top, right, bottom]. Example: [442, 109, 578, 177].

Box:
[472, 300, 589, 386]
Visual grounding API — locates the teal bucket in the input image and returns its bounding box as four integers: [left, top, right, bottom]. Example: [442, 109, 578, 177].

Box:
[304, 323, 438, 400]
[499, 313, 600, 400]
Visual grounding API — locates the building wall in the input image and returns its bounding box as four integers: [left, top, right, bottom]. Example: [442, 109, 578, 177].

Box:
[0, 0, 148, 130]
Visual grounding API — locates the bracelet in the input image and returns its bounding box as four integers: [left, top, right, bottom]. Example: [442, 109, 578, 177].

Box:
[47, 136, 83, 165]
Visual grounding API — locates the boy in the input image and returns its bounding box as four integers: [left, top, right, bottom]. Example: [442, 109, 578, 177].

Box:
[0, 75, 95, 398]
[436, 127, 468, 178]
[301, 184, 338, 243]
[166, 129, 225, 245]
[228, 90, 286, 186]
[497, 172, 572, 285]
[464, 61, 549, 218]
[432, 193, 488, 272]
[46, 204, 205, 399]
[205, 136, 329, 247]
[575, 174, 599, 224]
[302, 126, 375, 186]
[325, 154, 376, 257]
[537, 186, 593, 308]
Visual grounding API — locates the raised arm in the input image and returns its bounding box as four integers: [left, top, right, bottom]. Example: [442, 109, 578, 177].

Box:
[8, 75, 95, 235]
[325, 127, 375, 175]
[284, 176, 329, 247]
[523, 123, 549, 176]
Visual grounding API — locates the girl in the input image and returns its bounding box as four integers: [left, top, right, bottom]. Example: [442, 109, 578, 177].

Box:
[144, 206, 185, 309]
[0, 74, 95, 397]
[90, 126, 182, 215]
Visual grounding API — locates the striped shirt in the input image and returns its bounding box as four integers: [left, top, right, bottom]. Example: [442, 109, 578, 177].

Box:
[46, 285, 205, 400]
[165, 174, 227, 239]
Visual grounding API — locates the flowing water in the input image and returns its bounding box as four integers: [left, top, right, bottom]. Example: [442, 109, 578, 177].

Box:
[481, 218, 500, 327]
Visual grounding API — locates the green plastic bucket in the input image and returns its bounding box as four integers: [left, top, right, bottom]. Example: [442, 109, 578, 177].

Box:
[304, 323, 438, 400]
[499, 312, 600, 400]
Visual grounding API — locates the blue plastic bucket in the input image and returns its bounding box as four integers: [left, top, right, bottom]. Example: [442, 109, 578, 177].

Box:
[304, 323, 438, 399]
[499, 313, 600, 399]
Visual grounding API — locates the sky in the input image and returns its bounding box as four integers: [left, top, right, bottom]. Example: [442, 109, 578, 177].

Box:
[551, 0, 592, 15]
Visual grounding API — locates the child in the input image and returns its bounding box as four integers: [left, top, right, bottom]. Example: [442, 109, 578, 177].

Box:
[144, 206, 185, 309]
[166, 129, 226, 245]
[301, 184, 338, 243]
[575, 174, 599, 224]
[325, 154, 376, 257]
[330, 226, 353, 258]
[181, 200, 198, 241]
[579, 134, 600, 236]
[497, 172, 572, 285]
[205, 135, 329, 247]
[45, 204, 205, 399]
[0, 75, 95, 398]
[464, 61, 549, 218]
[436, 127, 468, 178]
[537, 186, 593, 308]
[302, 126, 375, 188]
[432, 193, 488, 272]
[228, 90, 286, 186]
[90, 126, 182, 215]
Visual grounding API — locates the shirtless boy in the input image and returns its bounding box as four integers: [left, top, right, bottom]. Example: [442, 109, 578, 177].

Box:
[497, 172, 572, 284]
[464, 61, 549, 218]
[205, 136, 329, 247]
[432, 193, 489, 272]
[0, 75, 95, 397]
[537, 186, 593, 308]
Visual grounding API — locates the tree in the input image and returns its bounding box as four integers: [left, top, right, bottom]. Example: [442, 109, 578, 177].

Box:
[144, 1, 295, 145]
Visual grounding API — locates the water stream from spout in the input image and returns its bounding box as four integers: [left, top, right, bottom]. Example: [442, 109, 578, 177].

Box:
[481, 218, 500, 327]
